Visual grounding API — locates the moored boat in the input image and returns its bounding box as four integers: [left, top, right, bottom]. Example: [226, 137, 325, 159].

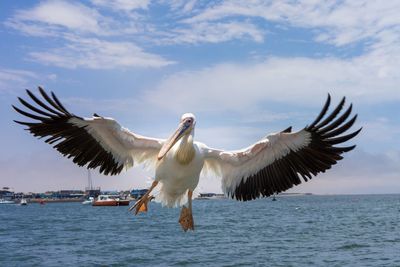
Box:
[20, 199, 28, 205]
[0, 199, 15, 204]
[92, 195, 129, 206]
[82, 196, 94, 205]
[195, 193, 226, 200]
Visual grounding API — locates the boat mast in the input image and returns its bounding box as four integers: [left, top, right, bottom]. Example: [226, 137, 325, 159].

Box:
[87, 169, 94, 190]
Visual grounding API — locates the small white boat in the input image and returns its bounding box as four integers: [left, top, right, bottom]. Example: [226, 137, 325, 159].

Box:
[20, 199, 28, 205]
[82, 196, 94, 205]
[0, 199, 15, 204]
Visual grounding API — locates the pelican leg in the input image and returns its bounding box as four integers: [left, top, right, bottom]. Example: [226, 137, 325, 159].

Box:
[179, 190, 194, 232]
[129, 181, 158, 215]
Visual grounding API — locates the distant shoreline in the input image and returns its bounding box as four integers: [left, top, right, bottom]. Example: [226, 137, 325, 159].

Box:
[29, 198, 83, 203]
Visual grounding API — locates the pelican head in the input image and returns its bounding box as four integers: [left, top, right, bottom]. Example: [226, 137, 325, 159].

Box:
[157, 113, 196, 160]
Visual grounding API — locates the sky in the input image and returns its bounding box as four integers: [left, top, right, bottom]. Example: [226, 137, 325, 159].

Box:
[0, 0, 399, 194]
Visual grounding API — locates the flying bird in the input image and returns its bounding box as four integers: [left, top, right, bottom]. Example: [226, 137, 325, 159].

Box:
[13, 87, 361, 231]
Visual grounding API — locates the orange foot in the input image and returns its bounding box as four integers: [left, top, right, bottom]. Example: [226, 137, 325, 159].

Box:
[179, 206, 194, 232]
[129, 195, 152, 215]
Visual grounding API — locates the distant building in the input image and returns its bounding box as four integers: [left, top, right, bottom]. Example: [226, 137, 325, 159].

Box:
[35, 190, 85, 199]
[52, 190, 85, 199]
[102, 190, 120, 196]
[197, 193, 226, 199]
[13, 192, 25, 200]
[0, 187, 14, 200]
[199, 193, 216, 198]
[131, 189, 148, 199]
[85, 188, 101, 198]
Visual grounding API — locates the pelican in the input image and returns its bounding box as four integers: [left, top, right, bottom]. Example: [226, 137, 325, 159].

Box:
[13, 87, 361, 231]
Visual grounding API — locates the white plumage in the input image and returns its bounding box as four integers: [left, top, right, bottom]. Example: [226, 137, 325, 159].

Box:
[156, 139, 204, 207]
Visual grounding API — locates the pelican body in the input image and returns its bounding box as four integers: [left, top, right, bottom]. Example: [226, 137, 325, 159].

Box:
[13, 87, 361, 231]
[155, 114, 204, 208]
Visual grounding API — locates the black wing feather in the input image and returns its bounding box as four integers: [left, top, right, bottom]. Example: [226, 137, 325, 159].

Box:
[232, 94, 361, 201]
[13, 87, 124, 175]
[308, 93, 331, 129]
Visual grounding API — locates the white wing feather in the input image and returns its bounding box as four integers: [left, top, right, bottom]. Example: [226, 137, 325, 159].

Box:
[69, 116, 163, 170]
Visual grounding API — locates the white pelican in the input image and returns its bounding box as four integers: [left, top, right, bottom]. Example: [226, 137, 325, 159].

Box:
[14, 87, 361, 231]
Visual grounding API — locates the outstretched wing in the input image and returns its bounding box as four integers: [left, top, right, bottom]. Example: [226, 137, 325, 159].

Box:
[202, 94, 361, 201]
[13, 87, 163, 175]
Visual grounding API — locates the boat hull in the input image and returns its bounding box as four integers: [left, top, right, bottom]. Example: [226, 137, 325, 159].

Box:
[92, 200, 129, 206]
[0, 200, 15, 204]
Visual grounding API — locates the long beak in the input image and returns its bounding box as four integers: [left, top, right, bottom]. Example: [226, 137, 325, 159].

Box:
[158, 122, 188, 160]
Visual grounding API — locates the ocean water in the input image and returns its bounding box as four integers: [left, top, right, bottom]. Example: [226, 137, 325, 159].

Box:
[1, 194, 399, 267]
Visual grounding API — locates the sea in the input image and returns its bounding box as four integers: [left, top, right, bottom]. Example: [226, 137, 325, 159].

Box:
[1, 194, 399, 267]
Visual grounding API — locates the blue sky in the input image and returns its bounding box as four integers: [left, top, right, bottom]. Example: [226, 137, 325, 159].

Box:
[1, 0, 399, 194]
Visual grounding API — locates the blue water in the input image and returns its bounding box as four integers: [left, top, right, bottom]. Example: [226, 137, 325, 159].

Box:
[1, 195, 399, 266]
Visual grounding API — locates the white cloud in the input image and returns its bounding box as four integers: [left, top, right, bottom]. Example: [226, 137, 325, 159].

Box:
[165, 0, 198, 13]
[6, 0, 400, 53]
[5, 0, 149, 37]
[4, 19, 60, 37]
[182, 0, 198, 13]
[28, 36, 174, 69]
[10, 0, 107, 35]
[196, 125, 267, 150]
[91, 0, 150, 12]
[0, 68, 37, 93]
[167, 21, 264, 44]
[184, 0, 400, 48]
[144, 51, 400, 115]
[5, 1, 173, 69]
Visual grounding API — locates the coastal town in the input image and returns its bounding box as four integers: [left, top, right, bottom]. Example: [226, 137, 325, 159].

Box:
[0, 186, 127, 203]
[0, 186, 228, 205]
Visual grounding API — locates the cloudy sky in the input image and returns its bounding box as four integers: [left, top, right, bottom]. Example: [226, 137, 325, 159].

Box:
[1, 0, 399, 194]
